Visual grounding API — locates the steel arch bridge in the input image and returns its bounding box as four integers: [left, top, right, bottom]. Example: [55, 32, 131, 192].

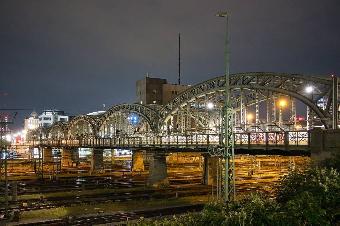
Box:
[161, 72, 334, 129]
[28, 72, 338, 153]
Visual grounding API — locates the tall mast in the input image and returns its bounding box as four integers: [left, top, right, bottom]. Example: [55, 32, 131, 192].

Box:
[178, 33, 181, 85]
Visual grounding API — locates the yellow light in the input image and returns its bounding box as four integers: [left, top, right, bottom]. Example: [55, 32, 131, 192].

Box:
[247, 113, 254, 121]
[278, 99, 287, 108]
[295, 124, 302, 130]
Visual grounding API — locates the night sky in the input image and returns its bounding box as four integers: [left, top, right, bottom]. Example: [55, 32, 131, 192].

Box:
[1, 0, 340, 129]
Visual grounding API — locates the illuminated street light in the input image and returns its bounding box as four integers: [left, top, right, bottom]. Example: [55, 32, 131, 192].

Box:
[246, 113, 254, 124]
[206, 102, 214, 110]
[5, 134, 12, 142]
[305, 85, 314, 94]
[278, 99, 287, 108]
[304, 86, 314, 129]
[278, 98, 288, 126]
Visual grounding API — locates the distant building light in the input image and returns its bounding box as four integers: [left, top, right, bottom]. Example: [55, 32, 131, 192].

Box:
[128, 113, 139, 126]
[5, 134, 12, 142]
[87, 111, 106, 116]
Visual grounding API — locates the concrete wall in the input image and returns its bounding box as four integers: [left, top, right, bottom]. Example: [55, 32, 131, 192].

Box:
[162, 83, 190, 104]
[136, 77, 166, 105]
[136, 77, 190, 105]
[310, 128, 340, 162]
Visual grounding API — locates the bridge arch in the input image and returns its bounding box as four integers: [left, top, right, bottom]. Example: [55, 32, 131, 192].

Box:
[47, 122, 68, 139]
[160, 72, 334, 130]
[26, 127, 49, 141]
[67, 115, 100, 138]
[99, 103, 162, 136]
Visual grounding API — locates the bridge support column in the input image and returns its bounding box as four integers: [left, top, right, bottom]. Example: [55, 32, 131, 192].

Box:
[272, 95, 277, 123]
[332, 75, 338, 129]
[72, 149, 79, 166]
[202, 155, 218, 185]
[11, 181, 18, 202]
[147, 151, 168, 187]
[132, 150, 145, 172]
[111, 149, 115, 164]
[91, 149, 104, 172]
[61, 148, 73, 167]
[43, 147, 53, 162]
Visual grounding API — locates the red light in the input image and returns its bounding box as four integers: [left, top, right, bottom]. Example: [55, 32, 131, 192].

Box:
[297, 116, 305, 121]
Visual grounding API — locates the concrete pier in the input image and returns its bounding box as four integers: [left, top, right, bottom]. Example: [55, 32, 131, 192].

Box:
[61, 148, 73, 167]
[310, 128, 340, 162]
[132, 150, 145, 172]
[147, 151, 168, 187]
[91, 149, 104, 172]
[202, 155, 219, 186]
[42, 147, 53, 162]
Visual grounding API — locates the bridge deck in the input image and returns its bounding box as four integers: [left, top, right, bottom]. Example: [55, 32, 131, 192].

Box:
[26, 131, 310, 156]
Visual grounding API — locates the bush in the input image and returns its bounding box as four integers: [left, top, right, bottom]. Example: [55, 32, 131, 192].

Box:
[284, 191, 329, 225]
[277, 166, 340, 224]
[134, 161, 340, 226]
[321, 153, 340, 171]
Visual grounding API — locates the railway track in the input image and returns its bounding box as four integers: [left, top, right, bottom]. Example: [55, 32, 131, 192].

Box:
[0, 185, 210, 214]
[0, 172, 202, 195]
[9, 204, 204, 226]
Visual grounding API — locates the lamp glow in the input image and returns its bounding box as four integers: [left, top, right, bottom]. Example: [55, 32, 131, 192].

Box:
[206, 102, 214, 110]
[278, 99, 287, 108]
[305, 86, 314, 94]
[246, 113, 254, 121]
[5, 134, 12, 142]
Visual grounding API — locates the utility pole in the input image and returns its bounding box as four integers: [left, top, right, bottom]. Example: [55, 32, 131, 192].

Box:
[4, 146, 8, 214]
[332, 75, 338, 129]
[0, 118, 11, 214]
[0, 109, 31, 215]
[216, 11, 235, 202]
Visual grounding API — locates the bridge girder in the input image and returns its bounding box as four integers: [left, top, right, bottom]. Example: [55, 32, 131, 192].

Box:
[67, 115, 101, 138]
[161, 72, 333, 129]
[100, 103, 162, 133]
[47, 121, 68, 139]
[27, 72, 336, 142]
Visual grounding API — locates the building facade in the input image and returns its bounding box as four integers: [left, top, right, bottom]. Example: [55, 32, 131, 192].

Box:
[24, 111, 39, 131]
[136, 76, 190, 105]
[38, 110, 69, 127]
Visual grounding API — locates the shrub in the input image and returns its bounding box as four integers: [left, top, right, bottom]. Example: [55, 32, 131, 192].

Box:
[134, 162, 340, 225]
[277, 166, 340, 223]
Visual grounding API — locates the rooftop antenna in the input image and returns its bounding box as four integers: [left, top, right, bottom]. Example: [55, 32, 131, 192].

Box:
[178, 33, 181, 85]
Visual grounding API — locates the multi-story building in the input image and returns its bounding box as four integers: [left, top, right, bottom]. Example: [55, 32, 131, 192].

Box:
[0, 113, 10, 133]
[24, 111, 39, 131]
[38, 109, 69, 127]
[136, 76, 190, 105]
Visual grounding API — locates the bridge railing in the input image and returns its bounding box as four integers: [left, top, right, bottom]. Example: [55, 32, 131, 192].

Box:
[234, 131, 309, 148]
[27, 130, 309, 151]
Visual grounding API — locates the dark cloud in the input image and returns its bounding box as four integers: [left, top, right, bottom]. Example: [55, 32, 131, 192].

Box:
[0, 0, 339, 128]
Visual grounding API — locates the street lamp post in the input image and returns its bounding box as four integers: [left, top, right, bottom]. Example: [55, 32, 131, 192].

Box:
[332, 75, 338, 129]
[305, 86, 314, 130]
[278, 99, 287, 127]
[216, 11, 235, 202]
[0, 121, 9, 214]
[247, 113, 254, 127]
